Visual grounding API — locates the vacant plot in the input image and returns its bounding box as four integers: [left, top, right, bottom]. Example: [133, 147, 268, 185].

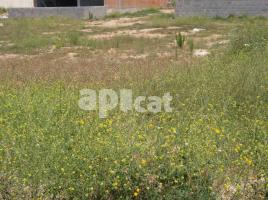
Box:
[0, 9, 267, 199]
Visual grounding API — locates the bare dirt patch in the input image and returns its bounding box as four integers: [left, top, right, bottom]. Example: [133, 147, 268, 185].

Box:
[193, 34, 224, 47]
[191, 28, 206, 33]
[120, 53, 149, 60]
[193, 49, 210, 57]
[166, 26, 182, 30]
[156, 52, 172, 58]
[86, 17, 146, 28]
[107, 48, 148, 60]
[204, 34, 223, 41]
[88, 28, 167, 40]
[0, 54, 35, 60]
[160, 9, 174, 14]
[80, 28, 93, 33]
[203, 34, 224, 47]
[67, 52, 79, 60]
[42, 31, 61, 35]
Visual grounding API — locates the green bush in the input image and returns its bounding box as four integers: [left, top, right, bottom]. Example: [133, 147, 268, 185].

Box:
[0, 7, 6, 15]
[175, 32, 185, 48]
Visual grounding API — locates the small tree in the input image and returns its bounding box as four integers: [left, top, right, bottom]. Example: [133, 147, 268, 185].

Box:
[176, 32, 185, 48]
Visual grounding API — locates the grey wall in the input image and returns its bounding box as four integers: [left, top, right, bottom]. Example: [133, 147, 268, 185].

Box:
[176, 0, 268, 17]
[8, 6, 107, 19]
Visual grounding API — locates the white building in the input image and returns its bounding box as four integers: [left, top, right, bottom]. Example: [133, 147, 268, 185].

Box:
[0, 0, 34, 8]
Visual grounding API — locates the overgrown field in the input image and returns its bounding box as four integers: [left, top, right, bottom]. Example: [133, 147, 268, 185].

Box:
[0, 10, 267, 199]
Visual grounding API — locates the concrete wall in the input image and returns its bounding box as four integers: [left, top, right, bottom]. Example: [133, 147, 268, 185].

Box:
[176, 0, 268, 17]
[8, 6, 107, 19]
[0, 0, 34, 8]
[1, 0, 169, 9]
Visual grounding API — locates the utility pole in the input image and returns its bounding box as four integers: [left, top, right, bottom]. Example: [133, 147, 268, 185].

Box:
[77, 0, 81, 7]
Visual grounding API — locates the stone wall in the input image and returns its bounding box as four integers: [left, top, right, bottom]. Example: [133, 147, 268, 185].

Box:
[176, 0, 268, 17]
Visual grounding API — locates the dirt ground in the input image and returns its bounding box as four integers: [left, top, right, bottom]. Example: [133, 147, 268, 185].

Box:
[0, 10, 229, 85]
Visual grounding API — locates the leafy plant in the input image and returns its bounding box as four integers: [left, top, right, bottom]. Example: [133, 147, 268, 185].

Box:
[175, 32, 185, 48]
[175, 32, 186, 59]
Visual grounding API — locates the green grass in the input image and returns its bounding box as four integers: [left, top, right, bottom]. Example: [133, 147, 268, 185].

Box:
[1, 12, 264, 54]
[0, 17, 83, 53]
[0, 17, 268, 199]
[105, 8, 160, 19]
[0, 14, 171, 54]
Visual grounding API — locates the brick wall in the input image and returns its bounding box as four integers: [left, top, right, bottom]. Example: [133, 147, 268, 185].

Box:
[106, 0, 169, 9]
[176, 0, 268, 17]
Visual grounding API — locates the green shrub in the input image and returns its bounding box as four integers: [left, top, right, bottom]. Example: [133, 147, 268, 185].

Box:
[175, 32, 185, 48]
[0, 7, 6, 15]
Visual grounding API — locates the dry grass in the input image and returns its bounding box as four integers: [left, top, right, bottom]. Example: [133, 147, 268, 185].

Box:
[0, 12, 231, 86]
[0, 45, 195, 86]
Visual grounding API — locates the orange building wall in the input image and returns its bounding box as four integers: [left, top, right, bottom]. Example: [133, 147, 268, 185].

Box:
[105, 0, 169, 8]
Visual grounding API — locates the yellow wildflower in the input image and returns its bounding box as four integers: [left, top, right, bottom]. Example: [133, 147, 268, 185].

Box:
[79, 119, 85, 126]
[170, 127, 177, 133]
[133, 188, 141, 197]
[112, 181, 118, 188]
[243, 156, 253, 166]
[141, 159, 147, 166]
[148, 124, 154, 129]
[213, 128, 221, 134]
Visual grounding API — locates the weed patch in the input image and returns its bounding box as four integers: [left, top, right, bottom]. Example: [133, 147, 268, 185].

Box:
[0, 16, 267, 200]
